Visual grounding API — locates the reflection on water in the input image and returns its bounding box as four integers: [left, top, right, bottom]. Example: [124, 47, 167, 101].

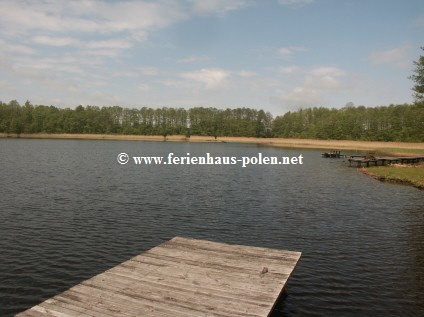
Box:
[0, 139, 423, 316]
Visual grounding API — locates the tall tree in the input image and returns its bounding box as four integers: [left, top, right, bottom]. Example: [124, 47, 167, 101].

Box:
[410, 47, 424, 102]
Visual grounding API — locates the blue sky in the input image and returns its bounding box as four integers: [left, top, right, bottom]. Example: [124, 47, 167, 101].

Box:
[0, 0, 422, 115]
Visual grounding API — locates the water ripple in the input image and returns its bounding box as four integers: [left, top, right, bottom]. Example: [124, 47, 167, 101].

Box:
[0, 139, 423, 317]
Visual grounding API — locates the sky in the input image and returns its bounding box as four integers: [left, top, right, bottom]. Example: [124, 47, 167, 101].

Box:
[0, 0, 423, 115]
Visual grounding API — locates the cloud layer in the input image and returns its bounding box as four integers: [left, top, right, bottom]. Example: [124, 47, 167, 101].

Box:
[0, 0, 419, 112]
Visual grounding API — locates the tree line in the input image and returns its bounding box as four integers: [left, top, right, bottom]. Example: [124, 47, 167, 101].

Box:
[272, 102, 424, 142]
[0, 101, 273, 138]
[0, 100, 423, 141]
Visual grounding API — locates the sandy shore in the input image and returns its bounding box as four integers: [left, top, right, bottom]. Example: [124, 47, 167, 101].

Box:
[1, 133, 423, 154]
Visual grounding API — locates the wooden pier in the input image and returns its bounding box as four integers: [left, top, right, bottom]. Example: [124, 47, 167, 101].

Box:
[321, 151, 344, 158]
[16, 237, 301, 317]
[348, 156, 424, 167]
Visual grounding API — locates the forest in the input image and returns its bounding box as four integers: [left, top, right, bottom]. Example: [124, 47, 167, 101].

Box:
[0, 100, 423, 141]
[272, 102, 424, 142]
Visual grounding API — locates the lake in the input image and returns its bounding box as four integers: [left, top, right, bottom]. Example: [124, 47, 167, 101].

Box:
[0, 138, 423, 316]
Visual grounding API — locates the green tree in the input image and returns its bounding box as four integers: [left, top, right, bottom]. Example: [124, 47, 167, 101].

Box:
[410, 47, 424, 102]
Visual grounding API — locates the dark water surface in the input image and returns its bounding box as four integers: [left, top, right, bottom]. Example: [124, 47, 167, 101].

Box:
[0, 139, 423, 317]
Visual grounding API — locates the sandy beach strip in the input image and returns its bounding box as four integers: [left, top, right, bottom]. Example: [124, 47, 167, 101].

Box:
[1, 133, 424, 154]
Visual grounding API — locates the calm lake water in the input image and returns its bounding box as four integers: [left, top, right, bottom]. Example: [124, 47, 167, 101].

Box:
[0, 138, 423, 317]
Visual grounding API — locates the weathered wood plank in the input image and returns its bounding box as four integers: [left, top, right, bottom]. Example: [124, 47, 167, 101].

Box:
[102, 270, 277, 304]
[16, 237, 301, 317]
[58, 287, 204, 317]
[347, 155, 424, 167]
[131, 251, 291, 280]
[84, 270, 274, 311]
[169, 237, 301, 260]
[144, 245, 297, 274]
[154, 239, 300, 267]
[79, 279, 267, 317]
[117, 256, 288, 290]
[106, 265, 281, 300]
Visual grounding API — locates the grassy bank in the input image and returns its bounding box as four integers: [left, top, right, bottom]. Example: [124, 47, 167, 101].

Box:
[362, 165, 424, 190]
[1, 133, 424, 155]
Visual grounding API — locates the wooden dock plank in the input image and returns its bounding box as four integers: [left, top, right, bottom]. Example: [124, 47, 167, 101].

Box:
[347, 155, 424, 167]
[132, 251, 292, 279]
[112, 263, 285, 300]
[168, 237, 301, 260]
[80, 278, 268, 317]
[126, 252, 290, 283]
[91, 269, 273, 311]
[110, 262, 284, 296]
[144, 245, 296, 274]
[16, 237, 301, 317]
[59, 286, 206, 317]
[157, 238, 299, 266]
[102, 271, 276, 305]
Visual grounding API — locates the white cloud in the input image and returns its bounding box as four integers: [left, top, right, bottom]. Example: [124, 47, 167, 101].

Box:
[0, 39, 35, 54]
[277, 0, 314, 8]
[412, 14, 424, 26]
[32, 35, 80, 47]
[370, 46, 410, 67]
[278, 48, 293, 56]
[78, 49, 122, 57]
[13, 56, 85, 74]
[0, 0, 190, 71]
[162, 79, 181, 88]
[111, 71, 139, 78]
[30, 36, 133, 57]
[138, 84, 150, 91]
[0, 0, 187, 36]
[82, 91, 123, 106]
[0, 80, 17, 93]
[0, 0, 254, 107]
[0, 1, 100, 35]
[278, 66, 300, 74]
[180, 68, 230, 89]
[177, 55, 210, 63]
[278, 46, 307, 57]
[138, 67, 159, 76]
[310, 66, 345, 77]
[237, 70, 256, 77]
[86, 39, 133, 49]
[304, 75, 342, 90]
[272, 65, 350, 109]
[273, 86, 324, 109]
[188, 0, 251, 14]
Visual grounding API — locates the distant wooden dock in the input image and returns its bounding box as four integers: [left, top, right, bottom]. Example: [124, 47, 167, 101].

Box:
[16, 237, 301, 317]
[321, 151, 345, 158]
[348, 156, 424, 167]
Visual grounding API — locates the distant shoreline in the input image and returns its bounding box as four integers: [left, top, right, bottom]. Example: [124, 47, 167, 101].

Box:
[1, 133, 424, 155]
